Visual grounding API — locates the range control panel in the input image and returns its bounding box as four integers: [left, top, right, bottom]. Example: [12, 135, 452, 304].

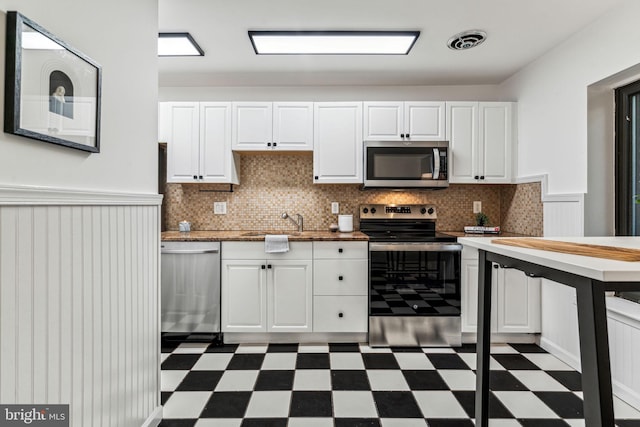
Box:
[359, 204, 437, 220]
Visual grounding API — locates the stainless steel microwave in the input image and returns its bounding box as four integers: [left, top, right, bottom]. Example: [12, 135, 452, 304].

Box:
[363, 140, 449, 189]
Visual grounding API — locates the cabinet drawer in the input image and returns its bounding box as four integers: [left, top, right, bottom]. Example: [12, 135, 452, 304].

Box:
[313, 296, 368, 333]
[313, 241, 368, 259]
[313, 260, 368, 295]
[222, 241, 312, 260]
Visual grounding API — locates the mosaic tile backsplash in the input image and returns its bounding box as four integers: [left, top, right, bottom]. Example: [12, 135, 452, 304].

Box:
[164, 154, 542, 236]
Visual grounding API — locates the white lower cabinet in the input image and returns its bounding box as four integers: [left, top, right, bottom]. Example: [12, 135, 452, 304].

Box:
[461, 246, 541, 335]
[221, 242, 313, 333]
[313, 241, 368, 333]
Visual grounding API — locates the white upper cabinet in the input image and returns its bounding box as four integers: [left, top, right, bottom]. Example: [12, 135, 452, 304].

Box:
[364, 101, 445, 141]
[447, 101, 513, 184]
[161, 102, 239, 184]
[313, 102, 363, 184]
[232, 102, 313, 151]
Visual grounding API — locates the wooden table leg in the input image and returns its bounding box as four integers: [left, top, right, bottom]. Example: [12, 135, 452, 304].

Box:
[475, 250, 493, 427]
[575, 282, 615, 427]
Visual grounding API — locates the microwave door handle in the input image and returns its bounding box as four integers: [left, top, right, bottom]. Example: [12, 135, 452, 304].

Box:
[432, 148, 440, 179]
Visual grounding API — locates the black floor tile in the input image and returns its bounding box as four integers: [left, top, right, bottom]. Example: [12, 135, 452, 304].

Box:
[296, 353, 330, 369]
[206, 343, 238, 353]
[362, 353, 400, 369]
[616, 421, 640, 427]
[535, 391, 584, 418]
[176, 370, 223, 391]
[289, 391, 333, 417]
[426, 353, 469, 370]
[226, 353, 265, 370]
[425, 420, 474, 427]
[267, 343, 299, 353]
[254, 370, 295, 391]
[455, 344, 477, 353]
[200, 391, 252, 418]
[547, 371, 582, 391]
[240, 419, 288, 427]
[492, 354, 540, 370]
[509, 343, 547, 353]
[373, 391, 422, 418]
[389, 346, 423, 353]
[161, 354, 201, 370]
[330, 343, 361, 352]
[490, 370, 528, 391]
[453, 390, 514, 418]
[161, 391, 172, 405]
[334, 418, 381, 427]
[158, 419, 197, 427]
[519, 420, 570, 427]
[161, 340, 180, 354]
[331, 370, 371, 390]
[402, 370, 449, 390]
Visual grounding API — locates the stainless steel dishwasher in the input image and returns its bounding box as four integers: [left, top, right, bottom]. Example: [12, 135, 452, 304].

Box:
[161, 241, 221, 337]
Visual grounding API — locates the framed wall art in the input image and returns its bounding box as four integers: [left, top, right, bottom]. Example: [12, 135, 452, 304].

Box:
[4, 11, 102, 153]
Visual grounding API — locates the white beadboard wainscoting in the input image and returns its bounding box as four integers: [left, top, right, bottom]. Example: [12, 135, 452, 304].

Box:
[608, 297, 640, 410]
[0, 186, 162, 427]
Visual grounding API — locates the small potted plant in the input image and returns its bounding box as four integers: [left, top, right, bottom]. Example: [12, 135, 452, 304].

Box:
[475, 212, 489, 227]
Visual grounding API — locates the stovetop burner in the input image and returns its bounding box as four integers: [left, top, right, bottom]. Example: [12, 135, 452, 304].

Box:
[359, 204, 456, 243]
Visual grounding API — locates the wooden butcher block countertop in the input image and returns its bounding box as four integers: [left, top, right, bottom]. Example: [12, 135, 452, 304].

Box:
[492, 238, 640, 262]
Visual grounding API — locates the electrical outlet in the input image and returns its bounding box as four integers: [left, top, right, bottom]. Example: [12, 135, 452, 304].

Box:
[473, 201, 482, 213]
[214, 202, 227, 215]
[331, 202, 339, 214]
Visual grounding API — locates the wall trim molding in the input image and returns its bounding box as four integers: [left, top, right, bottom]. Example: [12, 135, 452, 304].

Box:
[539, 336, 581, 371]
[141, 406, 163, 427]
[0, 184, 162, 206]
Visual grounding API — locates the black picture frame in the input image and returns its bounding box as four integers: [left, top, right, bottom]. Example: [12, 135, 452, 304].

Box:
[4, 11, 102, 153]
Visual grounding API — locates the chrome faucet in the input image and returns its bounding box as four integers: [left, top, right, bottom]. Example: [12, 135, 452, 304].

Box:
[281, 212, 303, 232]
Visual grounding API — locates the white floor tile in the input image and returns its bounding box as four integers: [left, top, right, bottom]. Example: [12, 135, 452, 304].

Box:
[367, 370, 410, 391]
[510, 370, 569, 391]
[490, 344, 519, 354]
[359, 344, 392, 353]
[332, 391, 378, 418]
[564, 420, 585, 427]
[162, 391, 211, 418]
[522, 353, 573, 370]
[380, 419, 428, 427]
[244, 391, 291, 417]
[191, 353, 233, 371]
[330, 353, 365, 370]
[483, 420, 522, 427]
[293, 369, 332, 390]
[173, 342, 210, 354]
[298, 344, 329, 353]
[161, 353, 170, 363]
[457, 353, 506, 370]
[214, 370, 258, 391]
[493, 391, 560, 418]
[261, 353, 297, 370]
[438, 370, 477, 391]
[195, 419, 242, 427]
[235, 344, 268, 353]
[161, 370, 188, 391]
[412, 391, 468, 418]
[614, 395, 640, 418]
[421, 347, 455, 354]
[394, 353, 434, 370]
[287, 418, 334, 427]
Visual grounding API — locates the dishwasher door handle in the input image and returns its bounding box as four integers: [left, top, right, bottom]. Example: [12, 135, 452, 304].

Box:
[160, 249, 220, 254]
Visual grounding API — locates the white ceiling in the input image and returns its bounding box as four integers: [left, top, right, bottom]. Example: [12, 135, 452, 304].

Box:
[158, 0, 624, 87]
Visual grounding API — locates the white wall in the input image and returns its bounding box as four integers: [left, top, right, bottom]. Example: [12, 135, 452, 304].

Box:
[0, 1, 161, 426]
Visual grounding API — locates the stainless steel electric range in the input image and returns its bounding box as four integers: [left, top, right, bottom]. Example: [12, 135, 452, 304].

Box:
[360, 204, 462, 347]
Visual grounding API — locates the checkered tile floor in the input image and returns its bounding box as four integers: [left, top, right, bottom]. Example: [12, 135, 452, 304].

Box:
[160, 340, 640, 427]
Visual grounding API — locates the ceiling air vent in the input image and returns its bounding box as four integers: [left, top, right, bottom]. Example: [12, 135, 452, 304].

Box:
[447, 30, 487, 50]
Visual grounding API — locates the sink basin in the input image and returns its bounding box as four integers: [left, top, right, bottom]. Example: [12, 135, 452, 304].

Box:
[241, 231, 301, 237]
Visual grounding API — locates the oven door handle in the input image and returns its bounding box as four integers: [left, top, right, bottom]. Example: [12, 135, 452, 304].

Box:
[369, 242, 462, 252]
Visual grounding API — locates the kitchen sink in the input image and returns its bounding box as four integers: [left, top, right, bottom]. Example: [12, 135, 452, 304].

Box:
[241, 231, 301, 237]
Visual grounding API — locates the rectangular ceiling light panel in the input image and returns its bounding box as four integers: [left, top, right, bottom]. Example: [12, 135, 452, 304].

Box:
[158, 32, 204, 56]
[249, 31, 420, 55]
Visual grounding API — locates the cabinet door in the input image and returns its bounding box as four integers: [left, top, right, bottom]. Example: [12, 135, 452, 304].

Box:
[232, 102, 273, 150]
[461, 258, 498, 333]
[478, 102, 512, 183]
[268, 260, 313, 332]
[313, 102, 363, 184]
[165, 102, 200, 183]
[496, 268, 541, 333]
[273, 102, 313, 151]
[363, 101, 404, 141]
[404, 102, 446, 140]
[447, 102, 479, 183]
[200, 103, 238, 183]
[221, 260, 267, 332]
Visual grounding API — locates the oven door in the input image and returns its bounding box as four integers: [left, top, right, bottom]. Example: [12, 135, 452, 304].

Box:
[369, 242, 462, 317]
